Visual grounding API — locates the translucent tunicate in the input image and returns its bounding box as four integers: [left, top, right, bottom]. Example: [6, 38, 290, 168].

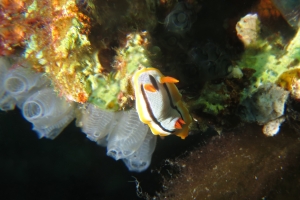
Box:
[1, 66, 49, 109]
[271, 0, 300, 28]
[0, 93, 16, 111]
[76, 104, 115, 142]
[76, 105, 157, 171]
[22, 88, 75, 139]
[107, 109, 149, 160]
[4, 67, 48, 103]
[187, 42, 232, 81]
[122, 129, 157, 172]
[165, 2, 197, 35]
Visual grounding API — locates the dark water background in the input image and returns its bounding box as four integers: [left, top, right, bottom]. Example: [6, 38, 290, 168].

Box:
[1, 109, 300, 200]
[0, 109, 212, 200]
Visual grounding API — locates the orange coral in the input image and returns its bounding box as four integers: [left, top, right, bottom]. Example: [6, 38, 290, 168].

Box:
[26, 1, 91, 103]
[0, 0, 29, 55]
[276, 68, 300, 99]
[252, 0, 281, 22]
[276, 68, 300, 91]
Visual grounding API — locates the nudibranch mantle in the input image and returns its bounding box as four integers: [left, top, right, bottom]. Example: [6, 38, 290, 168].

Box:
[133, 67, 192, 139]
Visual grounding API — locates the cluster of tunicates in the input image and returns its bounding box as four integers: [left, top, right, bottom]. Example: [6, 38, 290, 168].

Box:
[0, 58, 47, 111]
[0, 57, 157, 172]
[165, 2, 197, 35]
[160, 2, 197, 51]
[162, 3, 233, 83]
[0, 57, 76, 139]
[22, 88, 76, 139]
[187, 42, 232, 81]
[76, 104, 157, 172]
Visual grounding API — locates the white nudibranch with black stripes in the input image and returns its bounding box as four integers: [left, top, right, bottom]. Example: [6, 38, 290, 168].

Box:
[132, 67, 192, 139]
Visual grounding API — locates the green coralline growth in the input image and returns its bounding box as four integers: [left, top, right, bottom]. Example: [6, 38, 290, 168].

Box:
[88, 32, 159, 110]
[190, 83, 230, 116]
[238, 27, 300, 100]
[190, 23, 300, 117]
[87, 74, 121, 110]
[235, 16, 300, 136]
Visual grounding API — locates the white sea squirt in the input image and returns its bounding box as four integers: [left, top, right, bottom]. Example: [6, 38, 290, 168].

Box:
[123, 128, 157, 172]
[106, 109, 149, 160]
[4, 67, 49, 108]
[0, 58, 49, 110]
[76, 103, 155, 172]
[76, 103, 115, 143]
[22, 88, 75, 139]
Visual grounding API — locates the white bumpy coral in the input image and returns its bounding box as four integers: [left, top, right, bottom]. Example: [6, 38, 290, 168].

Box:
[239, 83, 290, 136]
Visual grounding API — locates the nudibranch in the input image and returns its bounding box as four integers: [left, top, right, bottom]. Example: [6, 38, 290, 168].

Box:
[132, 67, 192, 139]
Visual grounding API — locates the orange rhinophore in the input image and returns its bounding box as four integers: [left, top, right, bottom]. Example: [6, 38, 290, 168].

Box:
[160, 76, 179, 84]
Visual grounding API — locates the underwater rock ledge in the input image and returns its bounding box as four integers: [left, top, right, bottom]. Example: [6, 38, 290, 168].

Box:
[158, 124, 300, 199]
